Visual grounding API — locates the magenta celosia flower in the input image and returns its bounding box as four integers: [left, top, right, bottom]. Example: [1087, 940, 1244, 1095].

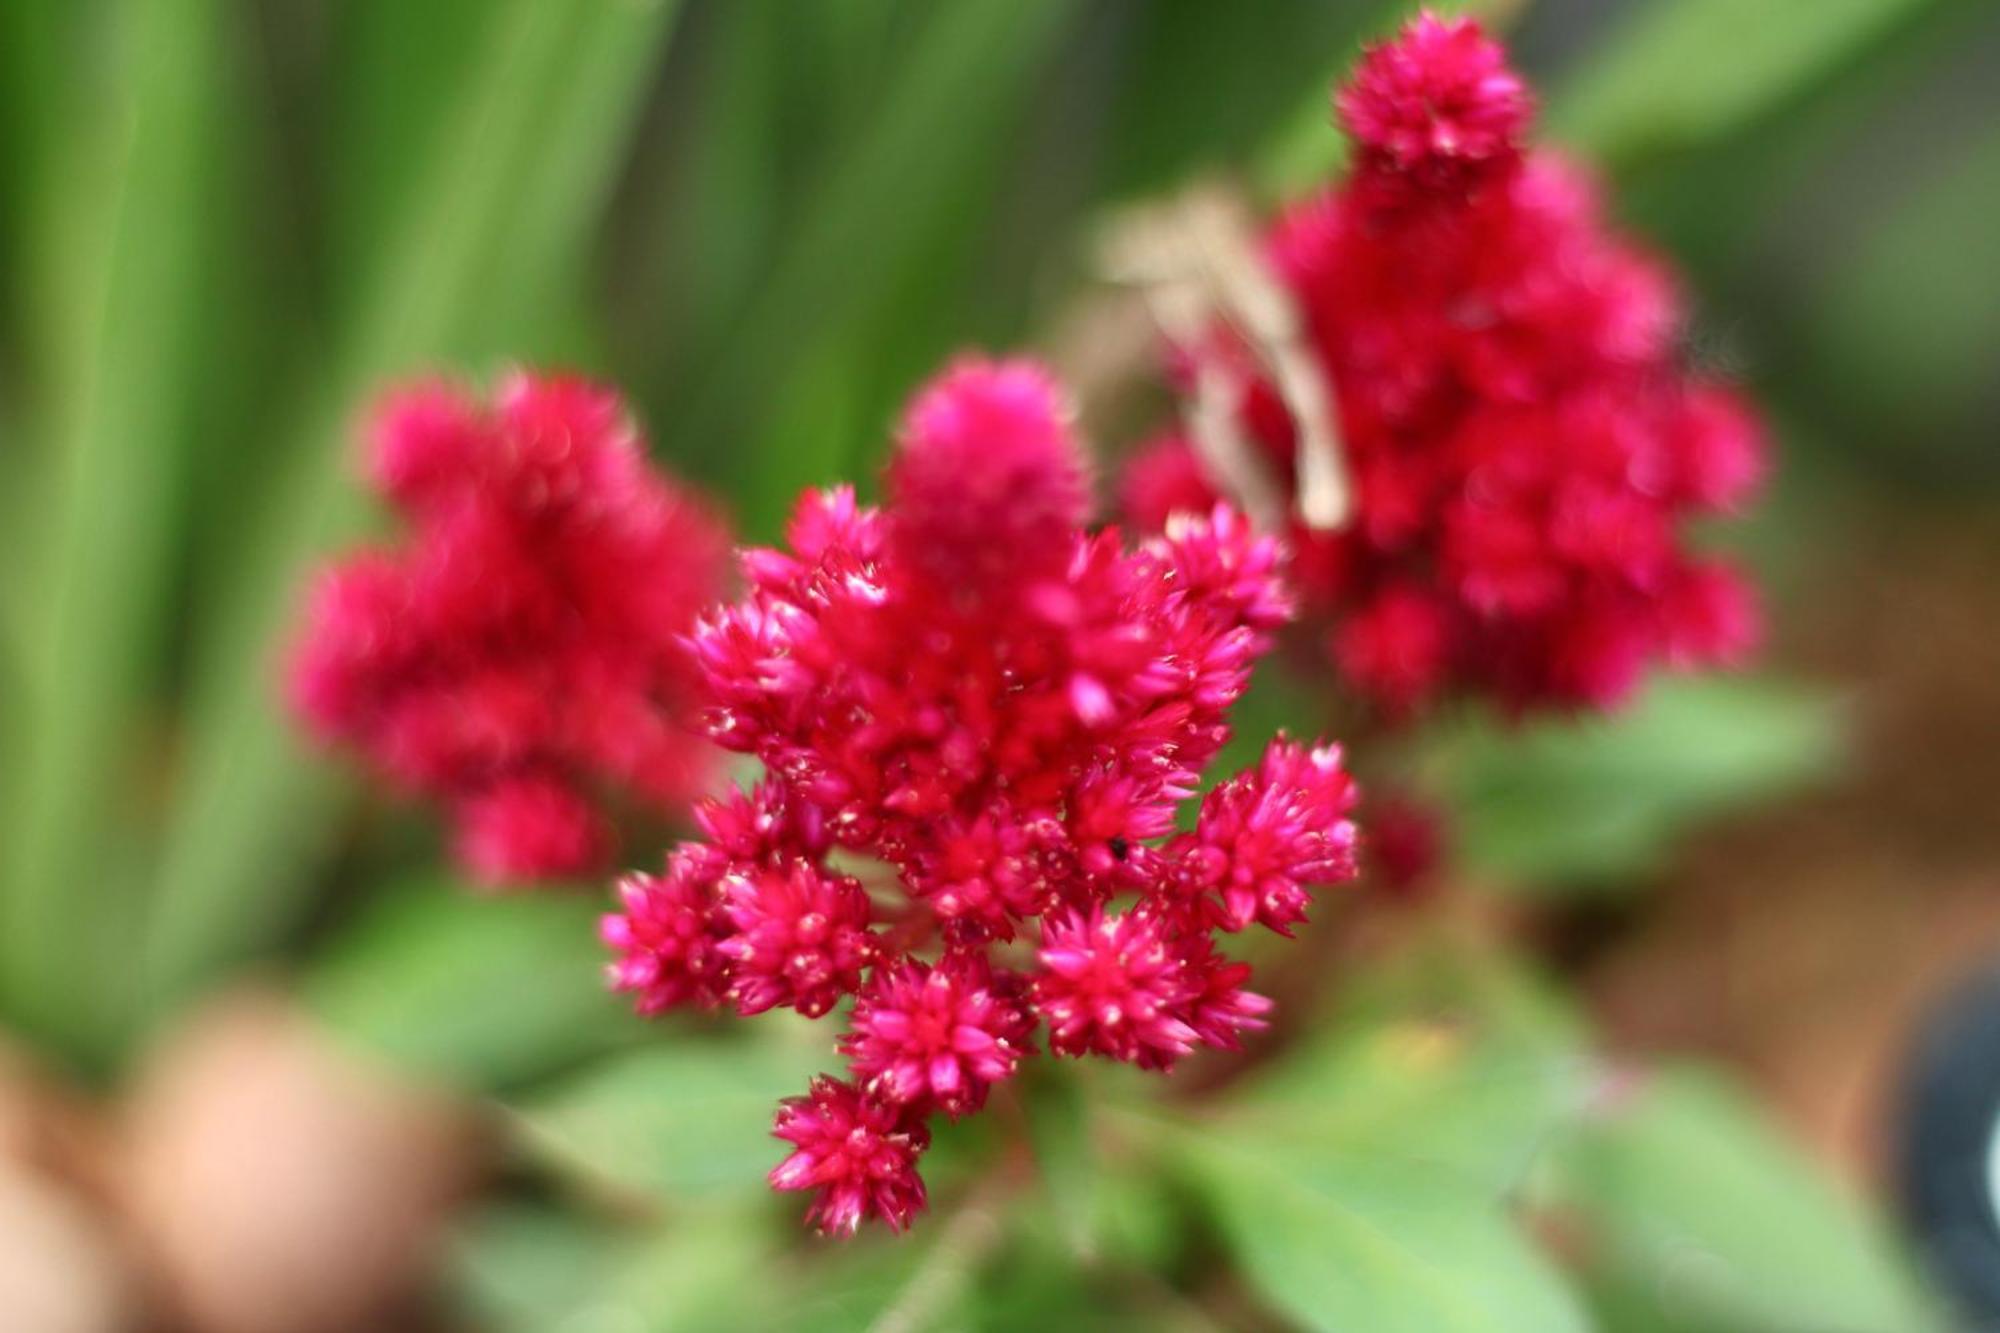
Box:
[1337, 10, 1531, 197]
[1364, 792, 1449, 901]
[288, 372, 730, 884]
[886, 359, 1089, 595]
[1034, 905, 1203, 1070]
[1123, 12, 1766, 717]
[601, 354, 1361, 1231]
[601, 847, 732, 1016]
[716, 860, 876, 1019]
[770, 1076, 930, 1235]
[1177, 932, 1277, 1052]
[1172, 737, 1359, 935]
[841, 952, 1029, 1117]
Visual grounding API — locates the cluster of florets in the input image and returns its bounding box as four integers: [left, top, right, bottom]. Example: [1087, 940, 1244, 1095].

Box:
[289, 373, 730, 883]
[602, 358, 1360, 1233]
[1123, 12, 1765, 715]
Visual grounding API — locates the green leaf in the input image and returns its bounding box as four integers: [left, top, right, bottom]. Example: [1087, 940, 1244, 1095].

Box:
[143, 0, 682, 1015]
[1023, 1069, 1101, 1255]
[450, 1202, 776, 1333]
[516, 1034, 827, 1205]
[303, 879, 636, 1090]
[1232, 1017, 1585, 1197]
[0, 0, 227, 1058]
[1208, 935, 1587, 1220]
[449, 1204, 627, 1331]
[1429, 677, 1840, 891]
[665, 0, 1075, 534]
[1809, 120, 2000, 477]
[1551, 0, 1938, 165]
[1550, 1067, 1937, 1333]
[1182, 1139, 1588, 1333]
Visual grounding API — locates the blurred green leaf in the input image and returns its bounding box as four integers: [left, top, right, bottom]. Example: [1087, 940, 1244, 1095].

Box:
[1101, 1, 1382, 199]
[1180, 1137, 1588, 1333]
[1552, 0, 1938, 165]
[304, 879, 636, 1090]
[1550, 1067, 1937, 1333]
[450, 1204, 628, 1331]
[1204, 932, 1587, 1214]
[517, 1033, 826, 1205]
[666, 0, 1074, 532]
[1022, 1073, 1100, 1259]
[0, 0, 226, 1057]
[1231, 1014, 1584, 1197]
[1429, 677, 1841, 891]
[1810, 121, 2000, 474]
[452, 1202, 776, 1332]
[144, 0, 682, 1017]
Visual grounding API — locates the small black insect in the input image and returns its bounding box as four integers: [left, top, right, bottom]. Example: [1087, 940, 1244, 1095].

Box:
[1109, 836, 1130, 861]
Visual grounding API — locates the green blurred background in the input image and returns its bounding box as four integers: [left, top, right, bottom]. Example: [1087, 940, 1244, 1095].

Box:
[2, 0, 1998, 1328]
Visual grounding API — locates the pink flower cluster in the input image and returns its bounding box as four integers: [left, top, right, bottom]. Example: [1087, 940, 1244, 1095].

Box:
[289, 373, 730, 884]
[1124, 12, 1765, 715]
[603, 358, 1360, 1233]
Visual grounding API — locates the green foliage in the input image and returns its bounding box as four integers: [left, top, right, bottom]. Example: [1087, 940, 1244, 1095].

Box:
[517, 1031, 828, 1205]
[145, 0, 685, 1024]
[1, 0, 228, 1059]
[452, 1202, 778, 1332]
[1186, 1146, 1589, 1333]
[1551, 0, 1939, 163]
[1426, 677, 1841, 891]
[304, 878, 638, 1089]
[1549, 1067, 1938, 1332]
[1172, 952, 1589, 1329]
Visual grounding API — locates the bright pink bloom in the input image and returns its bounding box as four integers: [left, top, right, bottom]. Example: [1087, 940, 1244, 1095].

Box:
[454, 772, 607, 884]
[887, 358, 1088, 594]
[601, 847, 732, 1015]
[841, 953, 1029, 1116]
[289, 372, 730, 883]
[1177, 933, 1275, 1052]
[1126, 14, 1766, 717]
[770, 1077, 929, 1235]
[1365, 793, 1449, 900]
[1033, 906, 1201, 1071]
[610, 355, 1361, 1230]
[1338, 10, 1530, 197]
[1173, 737, 1359, 935]
[717, 861, 876, 1019]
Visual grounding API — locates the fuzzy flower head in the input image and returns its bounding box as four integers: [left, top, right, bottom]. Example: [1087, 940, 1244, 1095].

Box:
[771, 1077, 930, 1235]
[1126, 15, 1766, 717]
[1338, 10, 1531, 195]
[601, 354, 1363, 1231]
[841, 953, 1029, 1117]
[289, 372, 730, 883]
[887, 358, 1089, 594]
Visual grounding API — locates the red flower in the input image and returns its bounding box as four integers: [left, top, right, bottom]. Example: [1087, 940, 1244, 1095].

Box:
[841, 953, 1029, 1116]
[1172, 737, 1359, 935]
[1177, 932, 1275, 1052]
[1033, 906, 1201, 1071]
[770, 1077, 930, 1235]
[607, 355, 1362, 1231]
[1337, 9, 1531, 198]
[1125, 14, 1766, 718]
[289, 372, 730, 883]
[454, 772, 607, 884]
[601, 847, 732, 1016]
[716, 860, 876, 1019]
[887, 358, 1089, 596]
